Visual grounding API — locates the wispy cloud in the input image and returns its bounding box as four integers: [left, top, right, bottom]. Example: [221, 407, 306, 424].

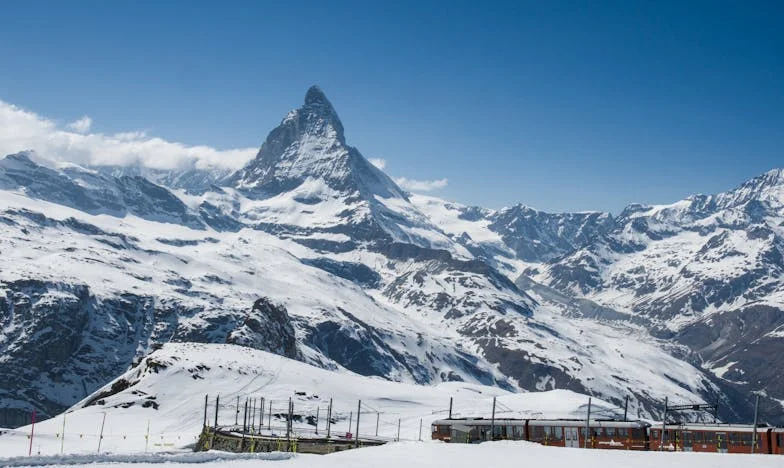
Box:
[66, 115, 93, 133]
[0, 100, 256, 170]
[369, 158, 387, 170]
[395, 177, 448, 192]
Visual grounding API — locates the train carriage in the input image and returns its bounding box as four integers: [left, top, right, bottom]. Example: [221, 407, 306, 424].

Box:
[527, 419, 649, 450]
[772, 428, 784, 455]
[431, 418, 649, 450]
[649, 423, 773, 454]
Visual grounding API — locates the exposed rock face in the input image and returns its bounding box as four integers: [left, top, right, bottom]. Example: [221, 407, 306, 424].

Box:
[227, 298, 300, 359]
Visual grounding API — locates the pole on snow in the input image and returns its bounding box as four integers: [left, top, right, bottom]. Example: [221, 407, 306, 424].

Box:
[751, 395, 760, 454]
[60, 412, 66, 455]
[376, 412, 380, 437]
[659, 397, 668, 451]
[714, 397, 720, 423]
[28, 410, 36, 456]
[490, 397, 496, 441]
[268, 400, 272, 430]
[214, 395, 220, 427]
[145, 420, 150, 453]
[287, 398, 292, 441]
[326, 398, 333, 438]
[623, 396, 629, 422]
[259, 397, 265, 435]
[243, 399, 249, 433]
[397, 418, 401, 442]
[97, 412, 106, 453]
[584, 398, 592, 449]
[419, 418, 423, 441]
[316, 406, 320, 435]
[355, 400, 361, 448]
[203, 395, 209, 428]
[449, 397, 453, 419]
[236, 396, 240, 426]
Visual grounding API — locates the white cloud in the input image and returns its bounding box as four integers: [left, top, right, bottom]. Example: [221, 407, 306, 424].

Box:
[394, 177, 448, 192]
[67, 115, 92, 133]
[0, 100, 256, 171]
[369, 158, 387, 170]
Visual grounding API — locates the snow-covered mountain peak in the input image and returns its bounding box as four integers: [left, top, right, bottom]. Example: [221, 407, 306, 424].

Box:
[230, 86, 405, 202]
[715, 167, 784, 211]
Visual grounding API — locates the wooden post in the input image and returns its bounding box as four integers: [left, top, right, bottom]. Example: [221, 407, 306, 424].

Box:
[214, 395, 220, 427]
[751, 395, 760, 454]
[259, 397, 265, 435]
[584, 397, 592, 449]
[243, 399, 249, 433]
[449, 397, 453, 419]
[327, 398, 333, 438]
[659, 397, 668, 451]
[28, 410, 36, 456]
[419, 418, 423, 441]
[397, 418, 401, 441]
[287, 397, 292, 441]
[97, 412, 106, 453]
[623, 396, 629, 422]
[203, 395, 209, 428]
[316, 406, 320, 435]
[490, 397, 496, 441]
[60, 412, 66, 455]
[355, 400, 361, 448]
[376, 412, 380, 437]
[714, 397, 720, 423]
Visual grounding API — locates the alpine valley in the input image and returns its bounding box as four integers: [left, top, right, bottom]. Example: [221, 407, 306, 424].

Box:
[1, 87, 781, 429]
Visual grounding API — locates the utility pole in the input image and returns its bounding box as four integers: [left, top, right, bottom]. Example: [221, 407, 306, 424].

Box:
[714, 397, 720, 423]
[584, 398, 591, 449]
[28, 410, 36, 456]
[490, 397, 496, 441]
[60, 412, 66, 455]
[214, 395, 220, 427]
[659, 397, 668, 451]
[203, 395, 209, 428]
[326, 399, 333, 438]
[243, 399, 249, 433]
[97, 412, 106, 453]
[751, 395, 760, 454]
[259, 398, 265, 435]
[623, 396, 629, 422]
[449, 397, 453, 419]
[355, 400, 361, 448]
[287, 397, 293, 441]
[376, 412, 380, 437]
[316, 406, 320, 435]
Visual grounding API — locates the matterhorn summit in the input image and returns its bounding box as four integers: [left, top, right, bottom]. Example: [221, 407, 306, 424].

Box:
[231, 85, 405, 201]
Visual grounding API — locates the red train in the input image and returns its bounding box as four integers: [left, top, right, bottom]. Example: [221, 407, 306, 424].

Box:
[431, 418, 784, 455]
[650, 423, 784, 454]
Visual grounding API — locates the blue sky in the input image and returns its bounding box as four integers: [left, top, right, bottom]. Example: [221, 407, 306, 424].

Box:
[0, 1, 782, 213]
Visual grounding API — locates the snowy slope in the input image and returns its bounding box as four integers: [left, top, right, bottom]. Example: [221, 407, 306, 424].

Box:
[0, 342, 620, 458]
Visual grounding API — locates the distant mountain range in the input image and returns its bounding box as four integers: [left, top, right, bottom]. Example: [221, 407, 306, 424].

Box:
[1, 86, 779, 427]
